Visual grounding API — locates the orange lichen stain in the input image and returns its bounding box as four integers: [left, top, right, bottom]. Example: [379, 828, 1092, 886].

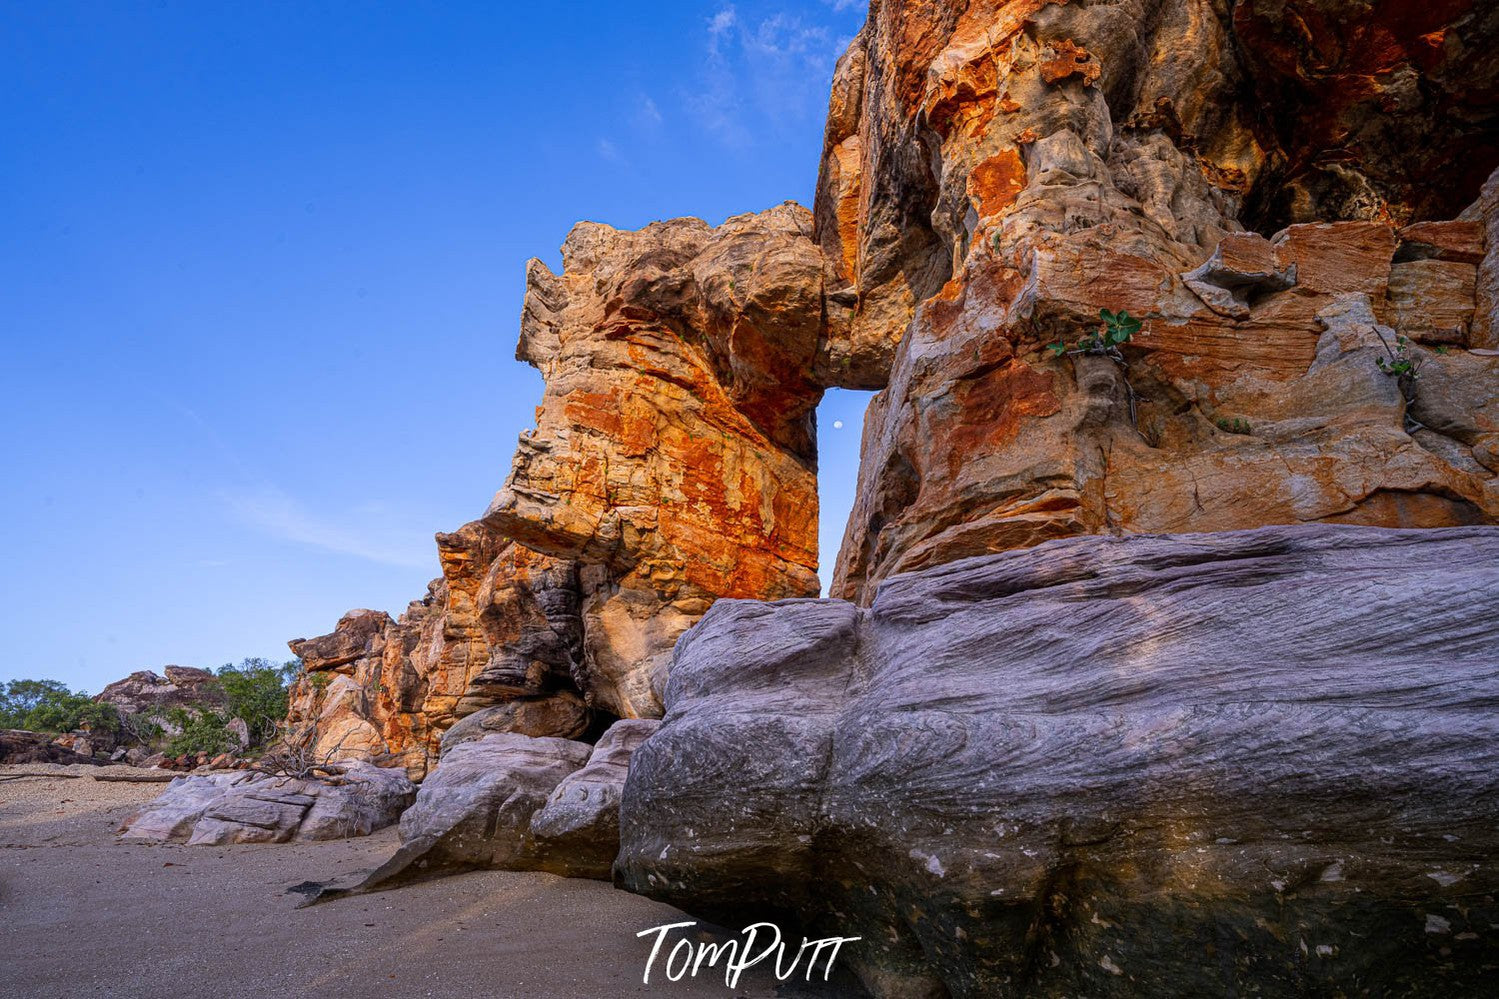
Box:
[830, 136, 863, 282]
[943, 361, 1061, 476]
[968, 148, 1027, 219]
[922, 280, 971, 342]
[1016, 127, 1040, 145]
[924, 69, 998, 144]
[1412, 29, 1447, 70]
[564, 390, 624, 439]
[1038, 38, 1100, 86]
[674, 436, 729, 508]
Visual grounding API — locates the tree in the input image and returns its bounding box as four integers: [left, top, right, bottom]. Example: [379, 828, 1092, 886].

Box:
[215, 658, 297, 746]
[0, 679, 70, 728]
[0, 679, 118, 735]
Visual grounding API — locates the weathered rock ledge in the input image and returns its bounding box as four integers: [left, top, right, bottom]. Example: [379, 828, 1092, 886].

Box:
[617, 523, 1499, 998]
[120, 762, 414, 845]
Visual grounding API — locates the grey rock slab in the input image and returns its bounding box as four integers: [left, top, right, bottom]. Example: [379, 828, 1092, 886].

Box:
[119, 761, 414, 846]
[304, 732, 593, 902]
[616, 523, 1499, 998]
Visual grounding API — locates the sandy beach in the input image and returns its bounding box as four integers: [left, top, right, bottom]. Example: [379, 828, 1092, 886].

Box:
[0, 765, 858, 998]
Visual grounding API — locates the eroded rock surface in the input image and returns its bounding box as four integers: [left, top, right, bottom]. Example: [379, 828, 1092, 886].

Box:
[282, 209, 856, 770]
[284, 8, 1499, 901]
[283, 528, 586, 779]
[819, 2, 1499, 601]
[120, 761, 414, 846]
[484, 204, 838, 720]
[617, 524, 1499, 998]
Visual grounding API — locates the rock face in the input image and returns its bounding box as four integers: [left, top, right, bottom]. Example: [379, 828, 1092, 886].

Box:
[284, 2, 1499, 926]
[484, 205, 839, 720]
[283, 528, 587, 779]
[616, 523, 1499, 997]
[120, 761, 414, 846]
[818, 1, 1499, 601]
[285, 2, 1499, 769]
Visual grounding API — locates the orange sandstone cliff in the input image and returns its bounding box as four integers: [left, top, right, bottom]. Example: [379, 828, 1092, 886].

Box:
[287, 0, 1499, 776]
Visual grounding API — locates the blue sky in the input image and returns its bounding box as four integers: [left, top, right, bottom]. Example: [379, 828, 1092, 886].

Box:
[1, 1, 872, 692]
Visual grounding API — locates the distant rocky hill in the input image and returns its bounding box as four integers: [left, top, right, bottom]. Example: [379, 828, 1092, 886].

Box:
[95, 666, 226, 718]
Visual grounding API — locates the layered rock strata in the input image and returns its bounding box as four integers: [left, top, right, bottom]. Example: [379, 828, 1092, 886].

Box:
[617, 523, 1499, 998]
[284, 527, 585, 779]
[819, 1, 1499, 601]
[484, 204, 844, 719]
[286, 206, 850, 772]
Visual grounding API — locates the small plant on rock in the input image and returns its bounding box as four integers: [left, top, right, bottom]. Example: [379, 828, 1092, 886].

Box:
[1047, 308, 1143, 360]
[1375, 333, 1422, 382]
[1216, 417, 1252, 435]
[1047, 308, 1145, 427]
[1373, 330, 1425, 430]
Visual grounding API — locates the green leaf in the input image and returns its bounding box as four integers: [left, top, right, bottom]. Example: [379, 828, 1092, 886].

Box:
[1099, 308, 1115, 322]
[1046, 341, 1067, 356]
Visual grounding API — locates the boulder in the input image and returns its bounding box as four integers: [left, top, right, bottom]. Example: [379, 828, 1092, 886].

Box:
[530, 719, 660, 879]
[0, 729, 106, 766]
[617, 523, 1499, 998]
[119, 761, 414, 845]
[316, 734, 591, 897]
[96, 666, 227, 743]
[95, 665, 225, 715]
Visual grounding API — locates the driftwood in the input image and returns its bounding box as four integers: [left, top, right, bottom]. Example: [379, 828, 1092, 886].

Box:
[0, 771, 86, 782]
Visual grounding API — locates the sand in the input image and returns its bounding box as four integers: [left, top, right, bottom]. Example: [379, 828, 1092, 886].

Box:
[0, 765, 860, 998]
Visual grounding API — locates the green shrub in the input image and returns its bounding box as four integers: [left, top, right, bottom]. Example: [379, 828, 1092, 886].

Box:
[0, 678, 117, 735]
[0, 679, 69, 729]
[215, 658, 297, 746]
[163, 707, 237, 757]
